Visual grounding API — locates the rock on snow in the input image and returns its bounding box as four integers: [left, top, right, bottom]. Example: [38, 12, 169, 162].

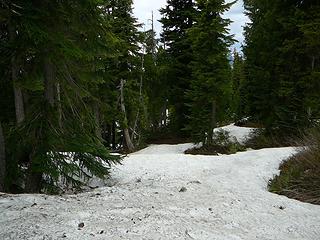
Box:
[1, 125, 320, 240]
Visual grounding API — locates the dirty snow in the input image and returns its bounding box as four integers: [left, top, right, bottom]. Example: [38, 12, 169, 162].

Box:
[1, 125, 320, 240]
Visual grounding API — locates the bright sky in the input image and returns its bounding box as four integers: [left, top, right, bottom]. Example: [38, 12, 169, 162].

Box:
[132, 0, 249, 51]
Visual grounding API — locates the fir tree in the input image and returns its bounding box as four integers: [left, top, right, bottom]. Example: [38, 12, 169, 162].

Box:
[1, 0, 121, 192]
[160, 0, 195, 136]
[107, 0, 145, 152]
[186, 0, 234, 144]
[231, 49, 246, 121]
[243, 0, 320, 132]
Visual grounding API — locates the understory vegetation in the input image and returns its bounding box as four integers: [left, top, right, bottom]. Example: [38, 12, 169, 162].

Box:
[244, 129, 300, 149]
[185, 130, 246, 155]
[269, 127, 320, 205]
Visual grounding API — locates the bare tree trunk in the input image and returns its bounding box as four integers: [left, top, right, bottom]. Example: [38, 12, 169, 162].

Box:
[112, 121, 116, 150]
[8, 22, 25, 125]
[56, 83, 62, 128]
[311, 56, 315, 71]
[94, 104, 102, 139]
[208, 100, 217, 145]
[24, 157, 42, 193]
[132, 54, 144, 142]
[0, 122, 6, 192]
[14, 87, 25, 125]
[211, 100, 217, 129]
[44, 58, 55, 106]
[161, 101, 168, 127]
[120, 79, 134, 152]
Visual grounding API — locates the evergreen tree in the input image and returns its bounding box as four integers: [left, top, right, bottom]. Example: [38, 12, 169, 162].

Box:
[143, 29, 169, 133]
[243, 0, 320, 132]
[105, 0, 146, 152]
[160, 0, 195, 136]
[186, 0, 234, 144]
[243, 0, 281, 129]
[1, 0, 121, 192]
[231, 49, 246, 121]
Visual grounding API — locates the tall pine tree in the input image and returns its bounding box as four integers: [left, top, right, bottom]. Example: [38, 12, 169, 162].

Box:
[160, 0, 195, 137]
[186, 0, 234, 144]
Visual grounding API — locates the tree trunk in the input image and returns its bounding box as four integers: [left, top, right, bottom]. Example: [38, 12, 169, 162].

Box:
[94, 104, 102, 139]
[161, 101, 168, 127]
[14, 87, 25, 125]
[25, 167, 42, 193]
[56, 83, 62, 128]
[211, 100, 217, 129]
[25, 57, 55, 193]
[44, 58, 55, 107]
[8, 22, 25, 125]
[208, 100, 217, 145]
[120, 79, 134, 152]
[311, 56, 315, 71]
[112, 121, 116, 150]
[0, 122, 6, 192]
[132, 62, 144, 142]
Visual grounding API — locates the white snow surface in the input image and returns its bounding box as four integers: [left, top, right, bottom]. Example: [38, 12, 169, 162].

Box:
[215, 123, 255, 144]
[1, 126, 320, 240]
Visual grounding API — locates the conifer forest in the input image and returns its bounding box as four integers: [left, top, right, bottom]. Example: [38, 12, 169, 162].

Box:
[1, 0, 319, 193]
[1, 1, 320, 236]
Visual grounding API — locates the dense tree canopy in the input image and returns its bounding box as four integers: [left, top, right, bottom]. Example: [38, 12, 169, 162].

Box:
[243, 0, 320, 132]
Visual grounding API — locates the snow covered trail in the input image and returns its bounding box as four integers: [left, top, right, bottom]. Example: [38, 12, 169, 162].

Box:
[1, 135, 320, 239]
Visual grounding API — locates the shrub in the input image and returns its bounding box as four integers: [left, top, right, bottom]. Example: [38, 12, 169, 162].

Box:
[244, 129, 299, 149]
[269, 128, 320, 205]
[185, 129, 246, 155]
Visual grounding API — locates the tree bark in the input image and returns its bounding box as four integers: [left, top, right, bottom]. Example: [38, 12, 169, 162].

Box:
[56, 83, 62, 128]
[25, 57, 55, 193]
[25, 165, 42, 193]
[8, 21, 25, 125]
[208, 100, 217, 145]
[120, 79, 134, 152]
[44, 58, 55, 107]
[131, 62, 144, 142]
[0, 122, 6, 192]
[161, 101, 168, 127]
[211, 100, 217, 129]
[311, 56, 315, 71]
[112, 121, 116, 150]
[94, 104, 102, 139]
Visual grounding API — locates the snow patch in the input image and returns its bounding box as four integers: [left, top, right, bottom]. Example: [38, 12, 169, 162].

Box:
[1, 126, 319, 240]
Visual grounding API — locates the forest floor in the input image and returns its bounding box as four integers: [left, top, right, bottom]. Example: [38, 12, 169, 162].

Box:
[1, 125, 320, 240]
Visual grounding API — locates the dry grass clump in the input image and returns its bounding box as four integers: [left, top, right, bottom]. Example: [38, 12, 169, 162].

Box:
[269, 128, 320, 205]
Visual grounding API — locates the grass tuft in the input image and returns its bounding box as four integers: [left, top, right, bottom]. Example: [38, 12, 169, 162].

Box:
[244, 129, 299, 149]
[269, 128, 320, 205]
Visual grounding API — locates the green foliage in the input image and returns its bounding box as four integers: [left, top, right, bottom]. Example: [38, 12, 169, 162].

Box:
[231, 49, 247, 121]
[243, 0, 320, 133]
[269, 127, 320, 205]
[160, 0, 195, 136]
[1, 0, 123, 193]
[244, 129, 298, 150]
[185, 129, 246, 155]
[186, 0, 234, 144]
